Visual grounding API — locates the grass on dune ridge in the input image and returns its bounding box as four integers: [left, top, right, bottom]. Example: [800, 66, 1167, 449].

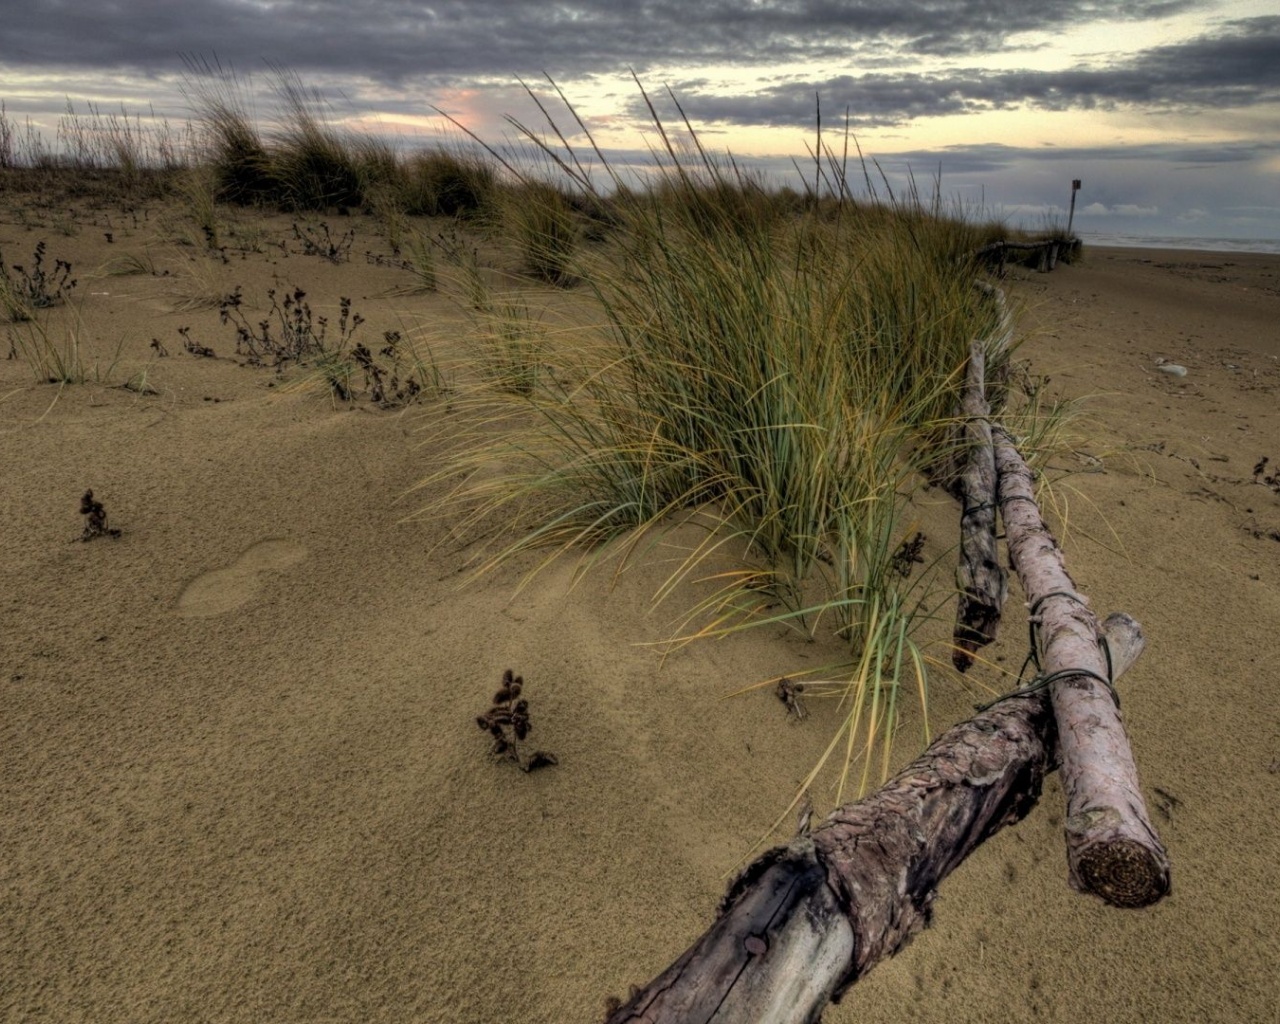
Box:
[416, 82, 1033, 802]
[2, 70, 1070, 803]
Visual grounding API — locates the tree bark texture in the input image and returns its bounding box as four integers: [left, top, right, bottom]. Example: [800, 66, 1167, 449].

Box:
[993, 426, 1171, 908]
[931, 283, 1013, 496]
[952, 338, 1007, 671]
[603, 615, 1147, 1024]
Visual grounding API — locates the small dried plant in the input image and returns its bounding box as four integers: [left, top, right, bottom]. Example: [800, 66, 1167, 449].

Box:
[775, 677, 808, 720]
[890, 531, 926, 578]
[219, 286, 363, 368]
[475, 669, 557, 772]
[292, 220, 354, 263]
[79, 490, 121, 541]
[347, 329, 431, 406]
[300, 328, 442, 405]
[177, 326, 215, 357]
[1253, 457, 1280, 495]
[2, 241, 78, 322]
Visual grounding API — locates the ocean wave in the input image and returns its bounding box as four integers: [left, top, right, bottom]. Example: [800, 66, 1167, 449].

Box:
[1080, 233, 1280, 255]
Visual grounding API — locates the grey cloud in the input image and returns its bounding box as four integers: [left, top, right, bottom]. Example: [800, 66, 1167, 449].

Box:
[0, 0, 1206, 81]
[649, 16, 1280, 127]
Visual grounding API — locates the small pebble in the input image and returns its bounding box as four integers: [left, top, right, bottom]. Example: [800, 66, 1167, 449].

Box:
[1157, 364, 1188, 377]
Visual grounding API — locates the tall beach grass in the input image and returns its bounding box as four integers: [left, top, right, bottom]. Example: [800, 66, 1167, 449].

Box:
[416, 83, 1018, 798]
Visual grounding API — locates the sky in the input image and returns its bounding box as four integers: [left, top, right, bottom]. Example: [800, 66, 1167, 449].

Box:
[1, 0, 1278, 241]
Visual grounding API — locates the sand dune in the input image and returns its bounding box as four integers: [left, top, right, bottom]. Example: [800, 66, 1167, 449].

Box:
[3, 198, 1278, 1023]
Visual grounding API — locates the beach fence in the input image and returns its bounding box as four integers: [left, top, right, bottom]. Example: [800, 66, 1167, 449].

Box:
[970, 236, 1084, 276]
[970, 180, 1086, 276]
[601, 285, 1168, 1024]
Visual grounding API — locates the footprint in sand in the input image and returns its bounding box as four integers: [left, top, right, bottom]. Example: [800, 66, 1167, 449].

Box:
[176, 538, 307, 617]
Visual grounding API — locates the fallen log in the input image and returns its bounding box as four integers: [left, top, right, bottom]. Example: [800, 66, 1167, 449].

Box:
[930, 282, 1012, 498]
[603, 615, 1146, 1024]
[993, 426, 1171, 908]
[971, 239, 1076, 257]
[952, 337, 1007, 671]
[967, 238, 1080, 276]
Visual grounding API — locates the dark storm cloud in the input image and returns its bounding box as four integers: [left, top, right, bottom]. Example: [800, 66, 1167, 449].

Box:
[650, 16, 1280, 127]
[0, 0, 1203, 81]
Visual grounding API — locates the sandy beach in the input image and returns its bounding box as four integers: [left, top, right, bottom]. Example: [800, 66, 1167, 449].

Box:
[2, 196, 1278, 1024]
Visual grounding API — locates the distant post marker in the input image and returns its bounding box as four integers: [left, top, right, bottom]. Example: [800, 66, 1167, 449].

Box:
[1066, 179, 1082, 237]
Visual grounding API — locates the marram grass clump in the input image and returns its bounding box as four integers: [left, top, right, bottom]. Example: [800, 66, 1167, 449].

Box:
[419, 83, 1015, 799]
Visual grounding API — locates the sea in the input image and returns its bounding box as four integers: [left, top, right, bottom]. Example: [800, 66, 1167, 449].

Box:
[1080, 232, 1280, 256]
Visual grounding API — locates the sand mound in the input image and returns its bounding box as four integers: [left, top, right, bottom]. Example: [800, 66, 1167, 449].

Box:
[3, 199, 1278, 1023]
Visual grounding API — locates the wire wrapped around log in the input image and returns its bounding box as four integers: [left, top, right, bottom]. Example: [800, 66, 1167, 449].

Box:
[993, 425, 1170, 908]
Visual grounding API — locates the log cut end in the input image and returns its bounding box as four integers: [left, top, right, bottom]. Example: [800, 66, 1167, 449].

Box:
[1072, 838, 1172, 908]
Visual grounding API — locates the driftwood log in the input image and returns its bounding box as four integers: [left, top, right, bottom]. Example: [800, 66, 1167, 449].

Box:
[931, 281, 1012, 499]
[604, 615, 1146, 1024]
[993, 426, 1171, 907]
[952, 337, 1007, 671]
[968, 238, 1082, 277]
